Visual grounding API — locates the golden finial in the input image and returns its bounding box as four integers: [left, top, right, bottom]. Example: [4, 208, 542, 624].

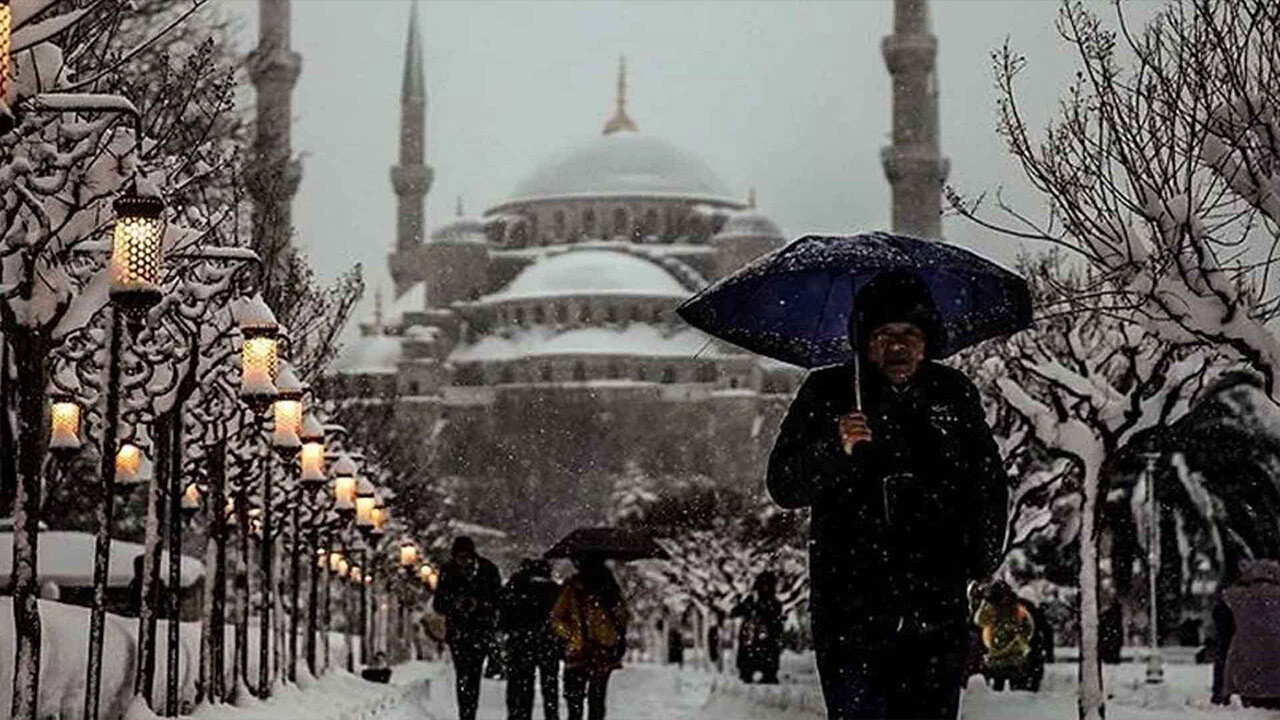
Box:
[603, 54, 638, 135]
[374, 286, 385, 332]
[456, 196, 465, 217]
[748, 187, 757, 209]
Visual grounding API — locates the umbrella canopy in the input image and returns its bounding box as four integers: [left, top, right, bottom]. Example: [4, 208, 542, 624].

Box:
[544, 527, 670, 562]
[677, 232, 1033, 368]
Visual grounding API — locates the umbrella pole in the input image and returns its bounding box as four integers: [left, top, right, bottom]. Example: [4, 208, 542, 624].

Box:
[854, 354, 863, 411]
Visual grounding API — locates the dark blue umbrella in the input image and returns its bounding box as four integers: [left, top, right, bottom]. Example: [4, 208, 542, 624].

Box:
[677, 232, 1033, 369]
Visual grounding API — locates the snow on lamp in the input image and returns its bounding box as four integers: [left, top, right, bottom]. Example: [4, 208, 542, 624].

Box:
[238, 295, 279, 409]
[399, 543, 418, 568]
[114, 443, 152, 493]
[109, 191, 166, 320]
[49, 391, 82, 458]
[329, 552, 344, 574]
[1, 0, 12, 134]
[355, 494, 376, 532]
[331, 454, 358, 516]
[181, 482, 203, 520]
[299, 413, 326, 489]
[271, 361, 304, 454]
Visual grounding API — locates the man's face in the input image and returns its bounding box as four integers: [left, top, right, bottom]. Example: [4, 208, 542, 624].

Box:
[454, 551, 477, 574]
[867, 321, 926, 385]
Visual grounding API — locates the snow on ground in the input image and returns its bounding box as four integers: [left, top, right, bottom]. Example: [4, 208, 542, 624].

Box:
[375, 658, 1280, 720]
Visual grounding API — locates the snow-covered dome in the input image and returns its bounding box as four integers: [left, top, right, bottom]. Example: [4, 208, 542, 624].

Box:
[430, 214, 488, 244]
[507, 132, 736, 202]
[717, 211, 783, 240]
[490, 249, 690, 301]
[332, 334, 404, 375]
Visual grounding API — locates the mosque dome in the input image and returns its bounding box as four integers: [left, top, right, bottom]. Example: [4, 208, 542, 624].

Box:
[488, 248, 690, 301]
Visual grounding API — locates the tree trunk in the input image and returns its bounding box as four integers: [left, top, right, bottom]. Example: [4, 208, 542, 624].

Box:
[9, 337, 49, 720]
[257, 422, 273, 697]
[208, 440, 228, 702]
[306, 505, 319, 676]
[289, 497, 300, 683]
[321, 531, 331, 673]
[166, 407, 183, 717]
[1078, 459, 1105, 720]
[233, 480, 250, 700]
[136, 411, 172, 703]
[0, 336, 16, 517]
[86, 309, 124, 720]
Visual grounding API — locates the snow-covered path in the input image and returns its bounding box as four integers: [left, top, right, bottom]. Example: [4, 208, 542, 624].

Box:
[372, 660, 1280, 720]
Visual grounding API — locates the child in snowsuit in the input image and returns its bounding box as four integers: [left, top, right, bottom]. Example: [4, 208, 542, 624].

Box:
[973, 580, 1036, 691]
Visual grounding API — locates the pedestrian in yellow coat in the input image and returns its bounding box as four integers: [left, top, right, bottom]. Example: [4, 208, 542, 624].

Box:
[973, 580, 1035, 691]
[551, 554, 629, 720]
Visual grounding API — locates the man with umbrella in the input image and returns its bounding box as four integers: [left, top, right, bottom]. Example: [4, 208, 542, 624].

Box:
[679, 233, 1028, 719]
[766, 269, 1009, 719]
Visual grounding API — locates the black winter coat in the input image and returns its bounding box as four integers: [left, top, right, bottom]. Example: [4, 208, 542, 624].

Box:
[433, 557, 502, 648]
[767, 361, 1007, 644]
[499, 570, 561, 641]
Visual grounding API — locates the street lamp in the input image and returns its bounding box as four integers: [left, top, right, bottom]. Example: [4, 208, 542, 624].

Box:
[354, 479, 377, 533]
[108, 191, 166, 323]
[332, 455, 358, 517]
[238, 294, 279, 409]
[272, 362, 304, 453]
[399, 542, 418, 569]
[48, 391, 82, 458]
[181, 482, 203, 522]
[1140, 451, 1164, 685]
[114, 443, 152, 495]
[1, 0, 12, 134]
[299, 414, 326, 489]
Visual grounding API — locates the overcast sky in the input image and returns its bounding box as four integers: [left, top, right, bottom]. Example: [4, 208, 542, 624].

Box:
[219, 0, 1161, 328]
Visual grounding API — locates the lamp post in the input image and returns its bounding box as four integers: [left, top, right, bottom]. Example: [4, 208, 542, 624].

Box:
[1141, 451, 1164, 685]
[272, 362, 305, 684]
[86, 188, 165, 720]
[354, 476, 376, 665]
[1, 0, 15, 134]
[299, 413, 326, 676]
[237, 294, 278, 698]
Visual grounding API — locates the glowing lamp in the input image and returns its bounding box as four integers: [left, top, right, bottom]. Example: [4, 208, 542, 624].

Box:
[114, 443, 151, 492]
[299, 413, 326, 489]
[1, 0, 12, 133]
[238, 295, 279, 409]
[331, 454, 358, 515]
[109, 192, 166, 318]
[181, 483, 203, 520]
[354, 495, 376, 531]
[399, 543, 419, 568]
[272, 398, 303, 453]
[329, 552, 344, 573]
[48, 392, 82, 457]
[349, 565, 361, 583]
[336, 557, 349, 577]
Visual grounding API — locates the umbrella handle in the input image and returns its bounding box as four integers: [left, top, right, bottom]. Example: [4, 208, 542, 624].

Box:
[854, 354, 863, 412]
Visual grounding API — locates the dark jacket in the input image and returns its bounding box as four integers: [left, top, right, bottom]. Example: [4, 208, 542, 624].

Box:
[732, 594, 783, 667]
[433, 556, 502, 647]
[500, 569, 561, 641]
[767, 361, 1008, 642]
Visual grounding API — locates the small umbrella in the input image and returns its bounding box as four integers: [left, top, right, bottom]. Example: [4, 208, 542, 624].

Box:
[544, 527, 671, 562]
[677, 232, 1033, 405]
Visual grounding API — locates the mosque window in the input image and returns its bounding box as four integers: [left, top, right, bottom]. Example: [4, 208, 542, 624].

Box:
[455, 365, 482, 386]
[583, 209, 597, 237]
[578, 305, 591, 323]
[687, 216, 704, 243]
[636, 365, 648, 381]
[607, 362, 621, 379]
[605, 305, 618, 323]
[533, 305, 546, 324]
[573, 362, 587, 381]
[729, 377, 740, 389]
[661, 366, 677, 384]
[642, 209, 659, 241]
[541, 363, 553, 382]
[554, 210, 566, 239]
[514, 306, 526, 326]
[500, 366, 515, 384]
[556, 304, 568, 323]
[408, 381, 421, 395]
[512, 223, 528, 247]
[651, 307, 663, 323]
[697, 363, 716, 383]
[528, 215, 539, 243]
[613, 208, 628, 238]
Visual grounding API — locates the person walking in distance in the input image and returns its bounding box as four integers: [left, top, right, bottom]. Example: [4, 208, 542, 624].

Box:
[767, 270, 1009, 719]
[501, 558, 563, 720]
[434, 536, 502, 720]
[551, 553, 629, 720]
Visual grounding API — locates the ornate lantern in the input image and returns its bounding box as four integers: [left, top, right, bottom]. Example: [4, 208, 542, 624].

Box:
[272, 362, 304, 454]
[369, 495, 388, 541]
[238, 294, 279, 409]
[114, 443, 151, 493]
[109, 191, 166, 319]
[419, 564, 438, 591]
[299, 413, 326, 489]
[331, 454, 358, 516]
[336, 557, 349, 578]
[1, 0, 12, 128]
[248, 507, 263, 538]
[181, 482, 203, 520]
[399, 542, 418, 568]
[329, 552, 344, 574]
[48, 391, 82, 458]
[354, 476, 377, 532]
[349, 565, 362, 584]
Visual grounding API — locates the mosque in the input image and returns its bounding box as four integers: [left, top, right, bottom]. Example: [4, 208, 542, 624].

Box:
[324, 1, 945, 546]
